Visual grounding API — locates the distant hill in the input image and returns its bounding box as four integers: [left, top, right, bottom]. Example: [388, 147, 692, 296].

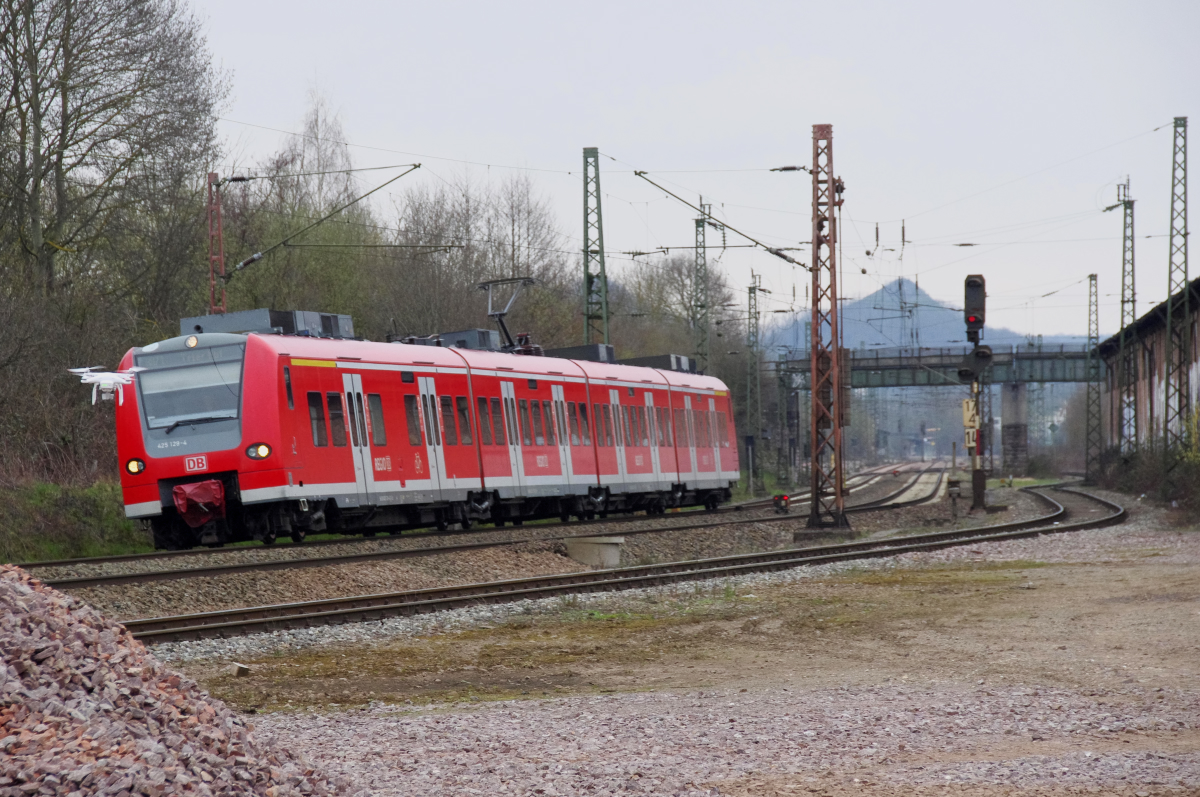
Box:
[766, 278, 1086, 352]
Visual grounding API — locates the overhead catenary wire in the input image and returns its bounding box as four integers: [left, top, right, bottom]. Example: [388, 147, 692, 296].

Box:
[226, 164, 421, 279]
[633, 172, 808, 270]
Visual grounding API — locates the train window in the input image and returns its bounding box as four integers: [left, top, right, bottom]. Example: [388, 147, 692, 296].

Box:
[354, 393, 368, 448]
[345, 393, 360, 447]
[567, 403, 581, 446]
[636, 406, 649, 446]
[579, 403, 592, 445]
[710, 411, 719, 448]
[327, 393, 348, 447]
[654, 408, 665, 447]
[284, 367, 294, 410]
[367, 394, 387, 446]
[531, 401, 546, 445]
[307, 392, 328, 447]
[700, 411, 712, 448]
[601, 404, 614, 447]
[663, 408, 674, 446]
[622, 406, 633, 447]
[492, 398, 507, 445]
[404, 395, 423, 445]
[506, 398, 520, 446]
[674, 408, 689, 447]
[592, 404, 605, 446]
[627, 387, 635, 397]
[439, 396, 458, 446]
[456, 397, 473, 445]
[401, 371, 414, 384]
[541, 400, 556, 445]
[518, 399, 533, 445]
[555, 402, 568, 446]
[528, 379, 538, 390]
[421, 395, 440, 445]
[476, 397, 493, 445]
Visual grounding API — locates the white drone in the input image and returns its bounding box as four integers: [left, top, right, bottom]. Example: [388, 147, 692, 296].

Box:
[68, 366, 143, 405]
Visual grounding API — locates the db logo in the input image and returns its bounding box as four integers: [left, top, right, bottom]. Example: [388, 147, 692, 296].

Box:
[184, 455, 208, 473]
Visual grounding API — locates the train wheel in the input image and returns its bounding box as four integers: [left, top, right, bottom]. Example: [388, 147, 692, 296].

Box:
[290, 529, 306, 544]
[262, 530, 277, 545]
[436, 517, 449, 531]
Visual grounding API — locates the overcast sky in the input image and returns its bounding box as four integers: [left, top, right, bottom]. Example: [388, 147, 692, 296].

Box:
[198, 0, 1198, 342]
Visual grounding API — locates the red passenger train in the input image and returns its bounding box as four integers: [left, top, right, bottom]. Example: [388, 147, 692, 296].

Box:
[114, 332, 740, 549]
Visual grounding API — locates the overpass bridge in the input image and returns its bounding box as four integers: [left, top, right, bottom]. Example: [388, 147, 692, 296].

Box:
[776, 343, 1099, 475]
[779, 343, 1099, 389]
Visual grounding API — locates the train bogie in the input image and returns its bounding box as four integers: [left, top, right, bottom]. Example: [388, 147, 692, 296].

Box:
[115, 332, 739, 549]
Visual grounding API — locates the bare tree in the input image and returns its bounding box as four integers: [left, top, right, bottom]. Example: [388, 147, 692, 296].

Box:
[0, 0, 226, 296]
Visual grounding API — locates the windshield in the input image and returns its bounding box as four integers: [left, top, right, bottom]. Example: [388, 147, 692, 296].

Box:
[135, 344, 245, 429]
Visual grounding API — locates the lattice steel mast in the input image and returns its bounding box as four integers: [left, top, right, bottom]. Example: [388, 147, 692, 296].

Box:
[693, 201, 711, 371]
[1086, 274, 1103, 481]
[207, 173, 228, 315]
[808, 124, 849, 528]
[1163, 117, 1189, 459]
[583, 147, 609, 344]
[1116, 179, 1138, 451]
[746, 272, 763, 494]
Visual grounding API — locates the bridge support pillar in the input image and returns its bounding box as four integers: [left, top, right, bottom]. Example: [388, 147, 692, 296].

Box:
[1001, 383, 1029, 475]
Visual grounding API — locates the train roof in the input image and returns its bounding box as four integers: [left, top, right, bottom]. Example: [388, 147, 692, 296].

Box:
[205, 333, 728, 392]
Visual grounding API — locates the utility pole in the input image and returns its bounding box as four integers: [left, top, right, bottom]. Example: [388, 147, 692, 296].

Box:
[1117, 179, 1138, 451]
[807, 124, 849, 528]
[583, 147, 609, 345]
[746, 272, 764, 494]
[693, 201, 711, 371]
[207, 173, 228, 315]
[1163, 117, 1189, 465]
[1086, 274, 1102, 481]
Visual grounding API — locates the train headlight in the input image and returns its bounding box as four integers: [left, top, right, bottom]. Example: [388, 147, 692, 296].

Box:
[246, 443, 271, 460]
[185, 335, 198, 348]
[125, 459, 146, 475]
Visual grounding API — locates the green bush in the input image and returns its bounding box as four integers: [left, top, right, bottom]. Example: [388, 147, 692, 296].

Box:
[0, 482, 152, 564]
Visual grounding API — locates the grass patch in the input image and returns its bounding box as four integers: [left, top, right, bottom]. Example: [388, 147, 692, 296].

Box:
[0, 481, 151, 564]
[193, 558, 1052, 713]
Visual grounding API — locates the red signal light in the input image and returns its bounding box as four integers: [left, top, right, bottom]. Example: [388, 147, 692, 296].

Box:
[967, 315, 978, 323]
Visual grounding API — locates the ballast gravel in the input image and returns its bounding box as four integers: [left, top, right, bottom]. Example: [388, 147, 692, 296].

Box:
[0, 565, 350, 796]
[253, 683, 1200, 796]
[149, 494, 1143, 666]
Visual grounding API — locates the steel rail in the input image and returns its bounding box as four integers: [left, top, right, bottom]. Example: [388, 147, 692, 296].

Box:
[42, 467, 931, 590]
[19, 465, 904, 572]
[124, 483, 1118, 643]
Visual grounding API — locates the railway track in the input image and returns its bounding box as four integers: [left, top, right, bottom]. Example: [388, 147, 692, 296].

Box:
[128, 474, 1119, 645]
[43, 465, 939, 590]
[20, 462, 906, 575]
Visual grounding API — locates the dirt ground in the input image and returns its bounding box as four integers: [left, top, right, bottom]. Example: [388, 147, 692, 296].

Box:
[185, 499, 1200, 795]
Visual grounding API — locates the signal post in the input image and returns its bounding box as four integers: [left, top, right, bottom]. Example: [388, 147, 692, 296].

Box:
[960, 275, 989, 511]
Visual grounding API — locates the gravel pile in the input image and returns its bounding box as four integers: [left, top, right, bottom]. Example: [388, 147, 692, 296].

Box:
[0, 565, 350, 796]
[254, 683, 1200, 795]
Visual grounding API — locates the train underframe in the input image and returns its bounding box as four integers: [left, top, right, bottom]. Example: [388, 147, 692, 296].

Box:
[148, 476, 732, 550]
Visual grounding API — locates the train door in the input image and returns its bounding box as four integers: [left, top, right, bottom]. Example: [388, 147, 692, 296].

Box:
[500, 381, 525, 491]
[550, 384, 575, 488]
[706, 396, 721, 477]
[417, 376, 446, 497]
[341, 373, 372, 505]
[682, 395, 698, 485]
[608, 388, 628, 487]
[644, 392, 662, 485]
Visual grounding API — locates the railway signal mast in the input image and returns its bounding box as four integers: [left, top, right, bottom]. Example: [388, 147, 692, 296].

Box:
[958, 275, 991, 510]
[807, 124, 849, 528]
